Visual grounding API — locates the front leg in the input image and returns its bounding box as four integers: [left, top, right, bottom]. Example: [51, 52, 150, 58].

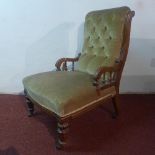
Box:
[56, 119, 69, 149]
[24, 90, 34, 117]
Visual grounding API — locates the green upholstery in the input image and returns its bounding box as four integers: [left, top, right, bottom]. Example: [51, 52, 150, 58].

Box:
[23, 71, 116, 117]
[23, 7, 130, 117]
[76, 7, 130, 74]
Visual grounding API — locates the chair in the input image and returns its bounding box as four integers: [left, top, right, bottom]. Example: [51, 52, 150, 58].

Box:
[23, 6, 135, 149]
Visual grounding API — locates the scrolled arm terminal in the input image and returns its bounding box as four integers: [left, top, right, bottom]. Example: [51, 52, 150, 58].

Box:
[55, 53, 81, 71]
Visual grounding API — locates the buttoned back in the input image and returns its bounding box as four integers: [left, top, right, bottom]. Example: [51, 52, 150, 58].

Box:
[76, 7, 130, 75]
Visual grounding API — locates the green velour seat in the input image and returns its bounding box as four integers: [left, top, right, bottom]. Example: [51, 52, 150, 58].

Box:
[23, 6, 135, 149]
[23, 71, 116, 117]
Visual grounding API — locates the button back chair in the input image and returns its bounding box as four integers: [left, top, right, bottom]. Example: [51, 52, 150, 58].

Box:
[23, 6, 135, 149]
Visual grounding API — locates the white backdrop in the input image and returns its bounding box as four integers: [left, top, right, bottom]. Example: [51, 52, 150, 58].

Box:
[0, 0, 155, 94]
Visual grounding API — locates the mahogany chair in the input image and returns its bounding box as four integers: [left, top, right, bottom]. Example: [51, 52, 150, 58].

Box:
[23, 6, 135, 149]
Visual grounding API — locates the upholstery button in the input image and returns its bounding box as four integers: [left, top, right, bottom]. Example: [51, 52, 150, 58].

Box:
[105, 54, 109, 58]
[109, 36, 112, 40]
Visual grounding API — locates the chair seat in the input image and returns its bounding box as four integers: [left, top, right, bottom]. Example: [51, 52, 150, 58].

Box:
[23, 71, 116, 117]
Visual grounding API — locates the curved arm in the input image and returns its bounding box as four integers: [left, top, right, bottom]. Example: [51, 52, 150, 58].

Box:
[55, 53, 81, 71]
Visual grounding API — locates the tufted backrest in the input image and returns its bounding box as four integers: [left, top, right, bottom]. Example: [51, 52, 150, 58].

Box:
[76, 7, 131, 75]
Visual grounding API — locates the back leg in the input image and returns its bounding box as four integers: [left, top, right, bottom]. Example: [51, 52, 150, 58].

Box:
[112, 94, 120, 118]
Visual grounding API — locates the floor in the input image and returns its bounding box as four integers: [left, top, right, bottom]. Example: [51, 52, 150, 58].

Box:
[0, 94, 155, 155]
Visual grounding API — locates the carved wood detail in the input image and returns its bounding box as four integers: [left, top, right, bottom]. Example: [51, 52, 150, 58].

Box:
[24, 90, 34, 117]
[55, 53, 81, 71]
[56, 119, 69, 149]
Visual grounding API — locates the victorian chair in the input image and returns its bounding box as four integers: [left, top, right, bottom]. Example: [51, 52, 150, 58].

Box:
[23, 6, 135, 149]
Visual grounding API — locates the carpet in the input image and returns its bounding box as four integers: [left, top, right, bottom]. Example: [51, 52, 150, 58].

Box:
[0, 94, 155, 155]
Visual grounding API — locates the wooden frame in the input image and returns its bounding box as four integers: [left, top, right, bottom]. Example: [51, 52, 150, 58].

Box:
[24, 10, 135, 149]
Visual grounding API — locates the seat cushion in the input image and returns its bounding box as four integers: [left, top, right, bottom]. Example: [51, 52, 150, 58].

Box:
[23, 71, 116, 117]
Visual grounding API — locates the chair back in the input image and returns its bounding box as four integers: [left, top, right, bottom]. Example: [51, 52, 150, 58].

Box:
[77, 6, 134, 76]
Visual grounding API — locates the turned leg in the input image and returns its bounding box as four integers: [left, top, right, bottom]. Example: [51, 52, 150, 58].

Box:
[112, 94, 120, 118]
[24, 90, 34, 117]
[56, 119, 69, 150]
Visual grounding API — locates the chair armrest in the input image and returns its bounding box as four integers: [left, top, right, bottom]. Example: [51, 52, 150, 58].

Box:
[55, 53, 81, 71]
[93, 65, 120, 90]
